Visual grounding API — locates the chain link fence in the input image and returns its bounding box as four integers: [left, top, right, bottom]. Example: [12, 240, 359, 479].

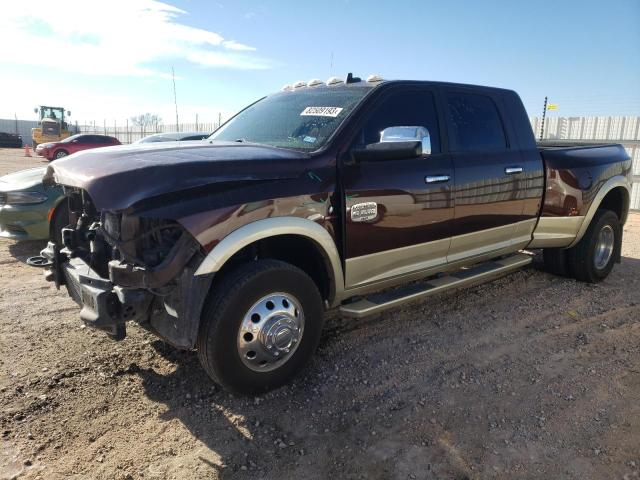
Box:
[76, 121, 221, 144]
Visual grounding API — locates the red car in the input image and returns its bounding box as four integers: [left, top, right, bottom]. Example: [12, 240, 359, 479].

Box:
[36, 134, 121, 161]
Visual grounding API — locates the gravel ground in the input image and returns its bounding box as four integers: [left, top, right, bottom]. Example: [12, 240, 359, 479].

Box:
[1, 147, 639, 479]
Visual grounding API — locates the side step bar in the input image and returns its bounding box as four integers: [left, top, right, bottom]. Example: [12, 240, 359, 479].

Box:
[339, 252, 532, 318]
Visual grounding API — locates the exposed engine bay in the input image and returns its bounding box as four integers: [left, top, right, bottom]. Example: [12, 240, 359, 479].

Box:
[41, 188, 213, 348]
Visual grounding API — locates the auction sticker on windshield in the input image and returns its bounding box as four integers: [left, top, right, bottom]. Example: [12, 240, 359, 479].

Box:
[300, 107, 344, 117]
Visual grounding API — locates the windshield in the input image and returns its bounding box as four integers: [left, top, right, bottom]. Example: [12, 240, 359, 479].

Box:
[209, 86, 371, 151]
[60, 134, 82, 143]
[41, 107, 64, 121]
[135, 134, 175, 144]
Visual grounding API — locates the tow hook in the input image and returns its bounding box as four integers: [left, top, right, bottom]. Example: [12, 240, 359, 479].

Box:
[38, 242, 65, 288]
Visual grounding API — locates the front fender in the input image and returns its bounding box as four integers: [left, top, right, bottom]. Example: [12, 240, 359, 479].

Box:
[194, 217, 345, 307]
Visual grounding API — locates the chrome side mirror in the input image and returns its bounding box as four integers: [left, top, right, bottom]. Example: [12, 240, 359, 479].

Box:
[380, 126, 431, 155]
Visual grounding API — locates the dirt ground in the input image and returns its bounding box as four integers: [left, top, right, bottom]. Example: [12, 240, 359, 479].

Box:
[0, 147, 638, 480]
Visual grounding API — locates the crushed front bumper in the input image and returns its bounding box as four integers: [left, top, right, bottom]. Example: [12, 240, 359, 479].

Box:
[41, 241, 153, 339]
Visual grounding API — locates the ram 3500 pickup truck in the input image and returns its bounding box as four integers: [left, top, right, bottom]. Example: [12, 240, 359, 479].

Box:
[40, 75, 632, 394]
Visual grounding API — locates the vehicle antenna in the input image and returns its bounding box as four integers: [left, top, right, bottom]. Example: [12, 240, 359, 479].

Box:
[172, 67, 179, 132]
[540, 96, 548, 141]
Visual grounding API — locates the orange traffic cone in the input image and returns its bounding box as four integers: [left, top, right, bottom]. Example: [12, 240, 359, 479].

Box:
[24, 145, 32, 157]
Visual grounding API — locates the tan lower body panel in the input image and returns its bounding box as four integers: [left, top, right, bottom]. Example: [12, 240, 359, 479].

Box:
[528, 216, 584, 248]
[447, 219, 536, 263]
[344, 237, 450, 288]
[345, 219, 536, 290]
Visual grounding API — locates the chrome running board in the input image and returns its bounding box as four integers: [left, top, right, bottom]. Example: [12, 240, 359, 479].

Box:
[339, 252, 532, 318]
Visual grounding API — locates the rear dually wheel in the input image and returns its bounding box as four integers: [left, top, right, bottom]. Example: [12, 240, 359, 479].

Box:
[567, 209, 621, 283]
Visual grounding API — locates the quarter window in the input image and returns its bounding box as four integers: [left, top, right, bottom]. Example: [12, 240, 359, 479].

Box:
[446, 93, 506, 152]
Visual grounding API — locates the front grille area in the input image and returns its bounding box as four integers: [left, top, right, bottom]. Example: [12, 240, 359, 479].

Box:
[0, 192, 6, 206]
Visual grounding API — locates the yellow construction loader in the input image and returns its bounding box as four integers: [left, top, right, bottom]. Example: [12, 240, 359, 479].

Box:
[31, 106, 72, 147]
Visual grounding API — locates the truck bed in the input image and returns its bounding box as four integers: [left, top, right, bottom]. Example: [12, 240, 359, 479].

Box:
[538, 142, 629, 169]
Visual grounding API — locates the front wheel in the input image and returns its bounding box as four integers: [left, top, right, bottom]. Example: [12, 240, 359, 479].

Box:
[50, 200, 69, 244]
[568, 209, 621, 283]
[53, 150, 68, 160]
[197, 260, 324, 394]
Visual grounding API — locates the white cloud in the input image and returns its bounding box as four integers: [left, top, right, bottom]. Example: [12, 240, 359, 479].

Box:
[0, 0, 271, 77]
[222, 40, 257, 52]
[0, 75, 236, 124]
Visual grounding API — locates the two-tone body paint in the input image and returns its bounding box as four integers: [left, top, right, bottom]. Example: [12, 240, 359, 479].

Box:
[336, 82, 545, 288]
[43, 81, 631, 307]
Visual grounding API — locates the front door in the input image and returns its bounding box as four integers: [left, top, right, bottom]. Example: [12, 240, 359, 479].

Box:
[341, 88, 454, 288]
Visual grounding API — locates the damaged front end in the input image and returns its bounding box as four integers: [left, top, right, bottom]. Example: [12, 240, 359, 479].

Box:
[41, 188, 213, 347]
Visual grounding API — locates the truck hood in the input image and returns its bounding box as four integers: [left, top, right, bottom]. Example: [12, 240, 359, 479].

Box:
[43, 141, 310, 211]
[0, 167, 46, 192]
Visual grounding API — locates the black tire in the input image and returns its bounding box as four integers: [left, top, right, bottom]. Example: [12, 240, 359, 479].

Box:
[197, 259, 324, 394]
[50, 200, 69, 244]
[568, 209, 621, 283]
[53, 149, 68, 160]
[543, 248, 571, 277]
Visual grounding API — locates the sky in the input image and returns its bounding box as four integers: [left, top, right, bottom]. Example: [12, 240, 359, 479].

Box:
[0, 0, 639, 125]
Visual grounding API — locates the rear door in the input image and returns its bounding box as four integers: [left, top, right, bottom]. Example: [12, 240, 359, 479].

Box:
[69, 135, 94, 154]
[443, 89, 530, 263]
[341, 87, 454, 288]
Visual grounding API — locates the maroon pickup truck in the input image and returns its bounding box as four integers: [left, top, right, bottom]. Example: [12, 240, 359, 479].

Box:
[40, 75, 632, 394]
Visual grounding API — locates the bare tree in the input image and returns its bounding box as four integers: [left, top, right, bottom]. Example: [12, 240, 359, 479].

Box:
[130, 113, 162, 135]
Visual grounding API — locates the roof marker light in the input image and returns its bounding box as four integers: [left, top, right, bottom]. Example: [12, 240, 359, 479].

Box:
[367, 74, 383, 83]
[326, 76, 344, 86]
[281, 84, 293, 91]
[307, 78, 324, 87]
[292, 81, 307, 89]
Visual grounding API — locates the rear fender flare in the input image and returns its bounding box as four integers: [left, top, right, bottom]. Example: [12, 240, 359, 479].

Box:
[568, 175, 631, 248]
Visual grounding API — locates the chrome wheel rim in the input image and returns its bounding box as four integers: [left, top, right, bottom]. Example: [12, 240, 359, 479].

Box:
[237, 292, 304, 372]
[55, 151, 67, 158]
[594, 224, 614, 270]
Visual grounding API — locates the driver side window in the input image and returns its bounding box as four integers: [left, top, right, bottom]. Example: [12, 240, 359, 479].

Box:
[356, 90, 440, 154]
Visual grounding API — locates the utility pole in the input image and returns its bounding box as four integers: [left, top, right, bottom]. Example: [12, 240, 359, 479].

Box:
[195, 113, 198, 131]
[218, 112, 222, 128]
[539, 96, 548, 141]
[172, 67, 179, 132]
[329, 51, 334, 76]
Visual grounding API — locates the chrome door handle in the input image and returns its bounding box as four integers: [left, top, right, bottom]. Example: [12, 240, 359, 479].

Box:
[425, 175, 450, 184]
[505, 166, 523, 174]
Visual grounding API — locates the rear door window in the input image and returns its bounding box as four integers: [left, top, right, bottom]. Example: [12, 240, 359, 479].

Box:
[445, 92, 506, 152]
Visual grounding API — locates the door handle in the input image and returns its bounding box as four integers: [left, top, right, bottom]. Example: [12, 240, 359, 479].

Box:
[505, 166, 523, 175]
[425, 175, 450, 184]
